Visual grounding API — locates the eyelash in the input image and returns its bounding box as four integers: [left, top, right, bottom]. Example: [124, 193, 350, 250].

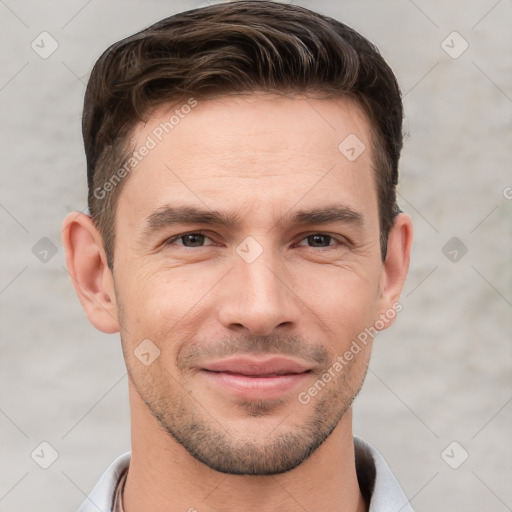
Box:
[164, 231, 349, 250]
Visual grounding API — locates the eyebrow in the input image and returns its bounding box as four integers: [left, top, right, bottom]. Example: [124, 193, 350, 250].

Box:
[142, 203, 364, 237]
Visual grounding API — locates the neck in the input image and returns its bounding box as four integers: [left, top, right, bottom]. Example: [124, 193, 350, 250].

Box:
[123, 385, 367, 512]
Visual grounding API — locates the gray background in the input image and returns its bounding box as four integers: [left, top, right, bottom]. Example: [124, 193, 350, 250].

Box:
[1, 0, 511, 510]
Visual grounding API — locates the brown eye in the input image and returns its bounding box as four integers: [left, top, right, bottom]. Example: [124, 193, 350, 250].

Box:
[179, 233, 207, 247]
[295, 233, 350, 250]
[305, 234, 333, 247]
[166, 232, 214, 248]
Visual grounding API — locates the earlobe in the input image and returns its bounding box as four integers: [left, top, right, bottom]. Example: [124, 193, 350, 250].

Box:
[378, 213, 413, 324]
[61, 212, 120, 334]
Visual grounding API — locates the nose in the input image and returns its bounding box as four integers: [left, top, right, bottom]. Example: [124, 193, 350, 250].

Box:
[217, 248, 300, 336]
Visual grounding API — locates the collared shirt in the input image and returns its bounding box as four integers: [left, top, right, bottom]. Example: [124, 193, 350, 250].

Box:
[77, 437, 414, 512]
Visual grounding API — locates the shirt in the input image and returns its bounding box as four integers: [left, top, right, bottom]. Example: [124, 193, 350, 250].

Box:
[77, 436, 414, 512]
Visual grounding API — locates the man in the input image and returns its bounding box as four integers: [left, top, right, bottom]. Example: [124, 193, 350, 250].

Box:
[62, 1, 414, 510]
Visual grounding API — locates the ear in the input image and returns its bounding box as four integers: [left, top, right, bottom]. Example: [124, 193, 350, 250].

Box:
[61, 212, 120, 334]
[377, 213, 413, 328]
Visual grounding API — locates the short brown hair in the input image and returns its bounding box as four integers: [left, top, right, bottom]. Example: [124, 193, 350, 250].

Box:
[83, 0, 403, 268]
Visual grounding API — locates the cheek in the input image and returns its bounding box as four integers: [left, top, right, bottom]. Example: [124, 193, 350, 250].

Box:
[117, 265, 185, 315]
[294, 265, 381, 335]
[115, 264, 221, 350]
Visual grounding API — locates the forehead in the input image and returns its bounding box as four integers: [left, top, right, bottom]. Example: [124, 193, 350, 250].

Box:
[132, 93, 372, 164]
[117, 94, 377, 226]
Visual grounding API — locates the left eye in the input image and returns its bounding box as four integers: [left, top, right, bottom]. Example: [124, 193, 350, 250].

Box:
[297, 234, 336, 248]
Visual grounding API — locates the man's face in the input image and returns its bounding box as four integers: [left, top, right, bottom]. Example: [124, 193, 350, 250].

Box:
[112, 94, 391, 475]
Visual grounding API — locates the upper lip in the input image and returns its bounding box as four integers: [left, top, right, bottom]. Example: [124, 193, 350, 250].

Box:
[201, 356, 312, 376]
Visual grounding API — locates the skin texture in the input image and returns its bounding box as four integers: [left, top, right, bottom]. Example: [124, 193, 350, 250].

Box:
[62, 94, 413, 512]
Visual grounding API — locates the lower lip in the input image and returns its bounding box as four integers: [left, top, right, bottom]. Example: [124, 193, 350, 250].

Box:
[200, 370, 311, 400]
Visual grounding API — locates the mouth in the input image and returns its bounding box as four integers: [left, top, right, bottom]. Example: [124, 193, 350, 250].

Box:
[201, 356, 312, 375]
[199, 356, 313, 400]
